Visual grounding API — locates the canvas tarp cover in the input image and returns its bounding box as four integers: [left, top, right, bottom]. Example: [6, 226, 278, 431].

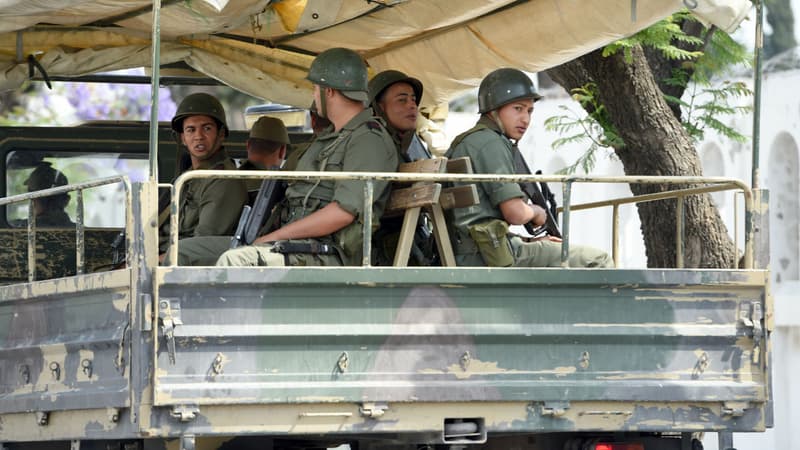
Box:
[0, 0, 751, 107]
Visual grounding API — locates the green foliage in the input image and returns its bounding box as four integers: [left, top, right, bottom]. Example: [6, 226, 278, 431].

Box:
[544, 84, 623, 174]
[603, 11, 703, 62]
[549, 10, 752, 173]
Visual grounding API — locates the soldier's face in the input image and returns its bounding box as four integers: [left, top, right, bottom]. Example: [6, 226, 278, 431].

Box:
[379, 82, 418, 132]
[181, 115, 225, 164]
[497, 99, 533, 141]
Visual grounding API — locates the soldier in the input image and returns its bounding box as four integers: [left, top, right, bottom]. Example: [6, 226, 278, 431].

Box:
[238, 116, 290, 191]
[159, 93, 248, 260]
[25, 162, 74, 227]
[216, 47, 399, 267]
[368, 69, 431, 162]
[283, 101, 331, 172]
[368, 70, 437, 265]
[446, 68, 611, 268]
[240, 116, 290, 171]
[168, 116, 291, 266]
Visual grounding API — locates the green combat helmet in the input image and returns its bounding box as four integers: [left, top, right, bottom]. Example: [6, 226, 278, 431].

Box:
[306, 48, 368, 103]
[171, 92, 229, 137]
[25, 162, 68, 192]
[478, 67, 543, 113]
[368, 70, 423, 108]
[249, 116, 290, 145]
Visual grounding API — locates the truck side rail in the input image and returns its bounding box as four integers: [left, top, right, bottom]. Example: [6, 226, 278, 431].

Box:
[0, 175, 132, 281]
[168, 170, 753, 268]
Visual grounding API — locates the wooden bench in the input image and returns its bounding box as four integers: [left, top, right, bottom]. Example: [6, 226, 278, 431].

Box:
[383, 157, 479, 267]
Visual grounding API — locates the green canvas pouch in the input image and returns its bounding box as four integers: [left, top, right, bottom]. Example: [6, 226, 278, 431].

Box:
[467, 219, 514, 267]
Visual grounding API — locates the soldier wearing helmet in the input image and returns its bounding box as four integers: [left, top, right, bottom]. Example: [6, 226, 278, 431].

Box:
[445, 68, 611, 268]
[25, 162, 74, 227]
[216, 48, 398, 267]
[170, 116, 291, 266]
[368, 70, 430, 162]
[159, 93, 248, 262]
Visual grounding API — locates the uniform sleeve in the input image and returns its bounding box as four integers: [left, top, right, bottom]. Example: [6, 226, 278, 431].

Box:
[461, 133, 524, 207]
[333, 131, 398, 217]
[194, 178, 248, 237]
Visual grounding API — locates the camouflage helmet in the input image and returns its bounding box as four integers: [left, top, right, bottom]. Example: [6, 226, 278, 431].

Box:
[368, 70, 423, 107]
[25, 162, 68, 192]
[171, 93, 229, 136]
[306, 48, 368, 103]
[478, 68, 542, 113]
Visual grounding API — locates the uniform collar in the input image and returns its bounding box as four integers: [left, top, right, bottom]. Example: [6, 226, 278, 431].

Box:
[193, 147, 230, 170]
[477, 114, 503, 135]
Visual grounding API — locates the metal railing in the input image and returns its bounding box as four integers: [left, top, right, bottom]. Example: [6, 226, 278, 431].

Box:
[0, 175, 132, 281]
[168, 170, 753, 269]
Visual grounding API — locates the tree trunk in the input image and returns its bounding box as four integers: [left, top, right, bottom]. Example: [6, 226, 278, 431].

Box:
[547, 45, 737, 268]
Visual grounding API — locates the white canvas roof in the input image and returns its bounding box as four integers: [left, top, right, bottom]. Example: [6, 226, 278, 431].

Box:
[0, 0, 751, 107]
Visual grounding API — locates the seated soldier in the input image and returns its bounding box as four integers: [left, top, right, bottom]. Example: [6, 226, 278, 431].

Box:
[158, 93, 248, 262]
[283, 100, 331, 172]
[169, 115, 290, 266]
[216, 48, 398, 267]
[369, 70, 431, 162]
[239, 116, 290, 191]
[368, 69, 437, 265]
[25, 163, 74, 227]
[446, 68, 612, 268]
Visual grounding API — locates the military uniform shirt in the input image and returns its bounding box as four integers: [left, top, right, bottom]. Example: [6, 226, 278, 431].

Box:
[284, 108, 398, 224]
[445, 116, 525, 230]
[178, 149, 248, 239]
[34, 209, 74, 227]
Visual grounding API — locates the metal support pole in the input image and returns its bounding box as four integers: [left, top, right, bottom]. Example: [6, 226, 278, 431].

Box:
[148, 0, 162, 183]
[362, 181, 374, 266]
[751, 0, 763, 189]
[612, 204, 620, 268]
[560, 180, 573, 267]
[718, 430, 736, 450]
[75, 189, 85, 274]
[676, 196, 684, 268]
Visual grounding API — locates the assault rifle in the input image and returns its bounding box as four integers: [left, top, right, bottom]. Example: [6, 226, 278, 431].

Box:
[511, 148, 562, 238]
[230, 177, 287, 249]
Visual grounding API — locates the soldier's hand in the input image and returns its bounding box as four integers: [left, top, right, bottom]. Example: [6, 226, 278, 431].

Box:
[530, 204, 547, 226]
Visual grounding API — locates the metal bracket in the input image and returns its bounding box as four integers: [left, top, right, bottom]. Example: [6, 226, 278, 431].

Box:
[170, 404, 199, 422]
[738, 301, 764, 364]
[722, 401, 750, 417]
[359, 402, 388, 418]
[35, 411, 49, 426]
[181, 435, 196, 450]
[107, 407, 121, 423]
[540, 401, 570, 417]
[159, 299, 183, 364]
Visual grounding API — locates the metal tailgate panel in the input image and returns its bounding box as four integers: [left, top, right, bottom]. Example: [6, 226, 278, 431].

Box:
[154, 267, 768, 408]
[0, 270, 132, 413]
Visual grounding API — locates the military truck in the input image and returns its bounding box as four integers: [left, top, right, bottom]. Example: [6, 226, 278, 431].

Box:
[0, 1, 770, 450]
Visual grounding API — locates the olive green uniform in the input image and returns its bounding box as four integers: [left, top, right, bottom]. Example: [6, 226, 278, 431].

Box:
[159, 149, 248, 254]
[446, 117, 611, 268]
[217, 108, 398, 267]
[35, 210, 74, 227]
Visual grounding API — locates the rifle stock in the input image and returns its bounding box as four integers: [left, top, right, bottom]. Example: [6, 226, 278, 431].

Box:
[230, 178, 287, 249]
[512, 149, 562, 238]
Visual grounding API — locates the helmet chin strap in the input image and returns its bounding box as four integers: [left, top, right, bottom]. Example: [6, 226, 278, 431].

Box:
[489, 110, 507, 136]
[317, 88, 329, 119]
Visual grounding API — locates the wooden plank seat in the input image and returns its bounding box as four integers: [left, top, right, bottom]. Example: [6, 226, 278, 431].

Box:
[384, 157, 479, 267]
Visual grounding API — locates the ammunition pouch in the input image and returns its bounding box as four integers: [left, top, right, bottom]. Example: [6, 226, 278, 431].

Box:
[467, 219, 514, 267]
